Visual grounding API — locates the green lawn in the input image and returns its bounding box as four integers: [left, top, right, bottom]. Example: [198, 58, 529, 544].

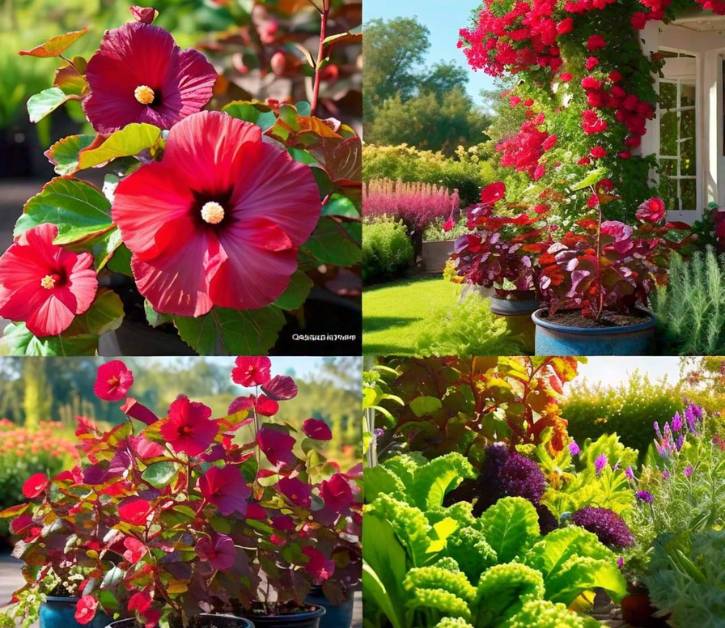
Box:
[363, 276, 462, 355]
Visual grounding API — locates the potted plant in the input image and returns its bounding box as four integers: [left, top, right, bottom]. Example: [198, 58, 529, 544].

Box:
[532, 173, 691, 355]
[0, 4, 361, 357]
[420, 216, 467, 275]
[451, 181, 554, 353]
[1, 358, 360, 628]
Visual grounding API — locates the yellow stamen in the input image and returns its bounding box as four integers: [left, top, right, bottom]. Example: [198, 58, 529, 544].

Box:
[134, 85, 155, 105]
[200, 201, 225, 225]
[40, 275, 56, 290]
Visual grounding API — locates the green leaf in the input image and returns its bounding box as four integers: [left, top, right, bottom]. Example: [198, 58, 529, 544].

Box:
[481, 497, 540, 564]
[410, 395, 443, 417]
[570, 167, 608, 191]
[142, 462, 177, 489]
[322, 193, 360, 218]
[222, 101, 277, 131]
[174, 306, 286, 355]
[107, 244, 132, 276]
[545, 556, 627, 605]
[45, 134, 95, 175]
[77, 123, 162, 169]
[301, 218, 361, 266]
[274, 270, 313, 310]
[144, 300, 173, 328]
[410, 453, 474, 511]
[27, 88, 71, 123]
[16, 177, 111, 244]
[363, 466, 407, 505]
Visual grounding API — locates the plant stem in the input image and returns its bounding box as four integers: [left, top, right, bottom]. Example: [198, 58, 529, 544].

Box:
[595, 195, 604, 321]
[311, 0, 331, 116]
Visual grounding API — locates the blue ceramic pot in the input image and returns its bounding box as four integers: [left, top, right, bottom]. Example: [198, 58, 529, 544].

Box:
[40, 597, 111, 628]
[246, 605, 326, 628]
[306, 588, 353, 628]
[532, 308, 656, 356]
[107, 615, 254, 627]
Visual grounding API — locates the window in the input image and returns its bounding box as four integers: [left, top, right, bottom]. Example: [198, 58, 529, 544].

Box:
[657, 51, 697, 212]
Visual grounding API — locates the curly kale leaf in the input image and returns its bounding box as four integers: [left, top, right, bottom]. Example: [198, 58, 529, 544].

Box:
[382, 452, 428, 491]
[404, 566, 476, 603]
[434, 618, 475, 628]
[508, 599, 602, 627]
[364, 464, 408, 505]
[367, 493, 433, 566]
[545, 555, 627, 605]
[407, 587, 472, 623]
[427, 501, 476, 529]
[410, 452, 475, 511]
[480, 496, 540, 563]
[472, 562, 545, 627]
[446, 526, 498, 584]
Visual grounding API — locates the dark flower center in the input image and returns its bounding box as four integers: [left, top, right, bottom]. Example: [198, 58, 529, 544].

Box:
[40, 270, 67, 290]
[191, 190, 234, 229]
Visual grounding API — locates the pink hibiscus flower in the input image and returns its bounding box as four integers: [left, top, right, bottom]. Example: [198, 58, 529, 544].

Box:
[257, 428, 295, 466]
[199, 465, 250, 516]
[84, 20, 216, 134]
[278, 476, 312, 508]
[160, 395, 218, 456]
[75, 595, 98, 625]
[112, 111, 321, 317]
[320, 473, 354, 512]
[232, 357, 272, 387]
[0, 224, 97, 337]
[94, 360, 134, 401]
[302, 418, 332, 441]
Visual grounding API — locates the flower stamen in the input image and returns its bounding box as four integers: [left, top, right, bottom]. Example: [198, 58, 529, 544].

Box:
[40, 275, 56, 290]
[200, 201, 225, 225]
[134, 85, 156, 105]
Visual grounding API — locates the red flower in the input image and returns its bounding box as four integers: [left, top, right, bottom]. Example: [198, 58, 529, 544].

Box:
[278, 477, 311, 508]
[590, 145, 607, 159]
[302, 546, 335, 584]
[587, 34, 607, 51]
[84, 20, 216, 134]
[123, 537, 147, 564]
[232, 357, 271, 386]
[94, 360, 134, 401]
[228, 394, 279, 417]
[560, 72, 573, 82]
[121, 398, 158, 426]
[197, 533, 236, 571]
[75, 595, 98, 625]
[480, 181, 506, 205]
[22, 473, 49, 499]
[199, 465, 250, 516]
[302, 418, 332, 441]
[160, 395, 218, 456]
[119, 498, 152, 526]
[128, 590, 153, 614]
[262, 375, 298, 401]
[321, 473, 354, 512]
[257, 428, 295, 466]
[636, 197, 666, 223]
[585, 56, 599, 71]
[112, 111, 321, 316]
[0, 224, 97, 337]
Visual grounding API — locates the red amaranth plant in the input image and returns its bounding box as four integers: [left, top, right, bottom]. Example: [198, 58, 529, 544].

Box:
[0, 358, 361, 627]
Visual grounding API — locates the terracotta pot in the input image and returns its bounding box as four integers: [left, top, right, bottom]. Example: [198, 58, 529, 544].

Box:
[620, 584, 669, 627]
[420, 240, 454, 274]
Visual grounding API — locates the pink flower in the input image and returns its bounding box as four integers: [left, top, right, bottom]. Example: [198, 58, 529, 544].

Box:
[160, 396, 218, 456]
[232, 357, 271, 387]
[75, 596, 98, 625]
[22, 473, 49, 499]
[84, 20, 216, 134]
[480, 181, 506, 205]
[302, 418, 332, 441]
[587, 34, 607, 51]
[123, 537, 147, 564]
[262, 375, 298, 401]
[94, 360, 134, 401]
[199, 465, 250, 516]
[257, 428, 295, 466]
[228, 394, 279, 417]
[128, 590, 153, 614]
[321, 473, 354, 512]
[119, 498, 152, 526]
[121, 398, 158, 426]
[0, 224, 97, 337]
[112, 111, 321, 317]
[278, 477, 312, 508]
[197, 533, 236, 571]
[585, 56, 599, 71]
[636, 197, 666, 223]
[302, 546, 335, 584]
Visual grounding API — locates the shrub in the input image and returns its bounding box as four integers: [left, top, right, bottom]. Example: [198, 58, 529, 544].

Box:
[651, 248, 725, 355]
[562, 374, 686, 458]
[415, 293, 523, 357]
[363, 144, 495, 206]
[362, 219, 415, 284]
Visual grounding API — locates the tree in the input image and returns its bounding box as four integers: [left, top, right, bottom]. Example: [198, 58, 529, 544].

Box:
[22, 360, 51, 430]
[421, 62, 469, 99]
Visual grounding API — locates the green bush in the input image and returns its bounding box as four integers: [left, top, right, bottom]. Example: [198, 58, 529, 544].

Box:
[561, 374, 686, 458]
[415, 292, 523, 357]
[363, 144, 495, 206]
[363, 219, 415, 284]
[652, 248, 725, 355]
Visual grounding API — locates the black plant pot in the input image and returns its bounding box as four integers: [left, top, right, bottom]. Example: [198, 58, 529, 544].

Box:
[305, 587, 353, 628]
[244, 605, 326, 628]
[107, 614, 253, 628]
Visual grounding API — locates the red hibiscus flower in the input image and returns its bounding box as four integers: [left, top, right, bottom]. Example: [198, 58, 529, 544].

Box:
[112, 111, 321, 316]
[197, 533, 236, 571]
[302, 546, 335, 584]
[0, 224, 97, 337]
[121, 398, 158, 426]
[636, 197, 666, 223]
[481, 181, 506, 206]
[257, 428, 295, 466]
[199, 465, 250, 516]
[119, 498, 152, 526]
[22, 473, 49, 499]
[232, 357, 271, 386]
[75, 595, 98, 625]
[320, 473, 354, 512]
[160, 395, 218, 456]
[94, 360, 134, 401]
[84, 19, 216, 134]
[128, 590, 153, 614]
[278, 477, 312, 508]
[302, 418, 332, 441]
[261, 375, 298, 401]
[228, 394, 279, 417]
[123, 537, 147, 564]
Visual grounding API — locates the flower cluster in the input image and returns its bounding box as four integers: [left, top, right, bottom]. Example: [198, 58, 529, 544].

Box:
[571, 506, 634, 549]
[1, 358, 361, 626]
[653, 404, 704, 458]
[496, 109, 557, 180]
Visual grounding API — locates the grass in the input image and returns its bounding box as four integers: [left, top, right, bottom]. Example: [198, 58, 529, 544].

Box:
[363, 276, 462, 355]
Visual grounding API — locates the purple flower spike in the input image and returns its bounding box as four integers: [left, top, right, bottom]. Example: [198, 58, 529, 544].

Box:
[595, 453, 608, 475]
[662, 470, 670, 480]
[653, 421, 662, 439]
[684, 465, 694, 478]
[636, 490, 654, 504]
[617, 556, 625, 569]
[676, 434, 684, 451]
[671, 412, 683, 432]
[568, 440, 581, 456]
[625, 466, 635, 481]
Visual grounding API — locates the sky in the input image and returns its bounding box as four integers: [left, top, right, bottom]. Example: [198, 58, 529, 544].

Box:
[364, 0, 496, 104]
[150, 356, 329, 381]
[570, 357, 681, 392]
